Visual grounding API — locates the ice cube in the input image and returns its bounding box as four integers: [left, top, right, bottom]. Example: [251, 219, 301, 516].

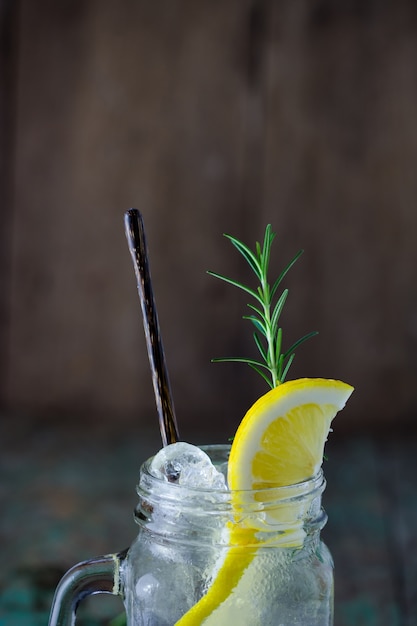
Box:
[149, 442, 227, 490]
[135, 572, 160, 602]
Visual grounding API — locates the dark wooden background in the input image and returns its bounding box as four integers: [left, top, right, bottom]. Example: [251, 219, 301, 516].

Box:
[1, 0, 417, 438]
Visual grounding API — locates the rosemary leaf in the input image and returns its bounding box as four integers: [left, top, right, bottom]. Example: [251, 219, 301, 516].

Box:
[281, 353, 295, 382]
[270, 249, 303, 299]
[248, 362, 274, 388]
[207, 270, 262, 303]
[283, 331, 319, 360]
[242, 315, 266, 335]
[253, 331, 268, 360]
[271, 289, 289, 334]
[211, 357, 270, 370]
[223, 234, 262, 280]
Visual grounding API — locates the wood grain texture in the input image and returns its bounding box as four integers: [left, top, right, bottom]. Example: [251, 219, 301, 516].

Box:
[2, 0, 417, 433]
[0, 0, 16, 398]
[6, 0, 256, 429]
[262, 1, 417, 428]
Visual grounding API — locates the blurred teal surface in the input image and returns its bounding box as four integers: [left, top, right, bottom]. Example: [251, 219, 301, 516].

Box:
[1, 416, 416, 625]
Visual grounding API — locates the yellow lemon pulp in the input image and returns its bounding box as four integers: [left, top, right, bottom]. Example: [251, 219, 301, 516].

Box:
[175, 378, 354, 626]
[228, 378, 354, 490]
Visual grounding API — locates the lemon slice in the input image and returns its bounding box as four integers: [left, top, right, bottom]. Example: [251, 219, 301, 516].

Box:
[175, 378, 353, 626]
[228, 377, 354, 490]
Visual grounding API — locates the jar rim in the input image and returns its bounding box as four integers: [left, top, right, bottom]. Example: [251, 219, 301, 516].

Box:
[138, 443, 325, 503]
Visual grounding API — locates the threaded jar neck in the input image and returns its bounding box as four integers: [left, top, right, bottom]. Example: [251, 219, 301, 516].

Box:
[135, 444, 327, 548]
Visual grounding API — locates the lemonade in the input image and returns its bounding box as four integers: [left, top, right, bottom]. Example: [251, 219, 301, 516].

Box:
[48, 223, 353, 626]
[120, 378, 352, 626]
[124, 444, 335, 626]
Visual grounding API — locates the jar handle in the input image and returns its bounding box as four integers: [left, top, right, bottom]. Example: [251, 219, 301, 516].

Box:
[48, 549, 128, 626]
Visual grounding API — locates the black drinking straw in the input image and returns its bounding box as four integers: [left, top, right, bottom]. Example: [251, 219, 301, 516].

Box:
[124, 209, 180, 447]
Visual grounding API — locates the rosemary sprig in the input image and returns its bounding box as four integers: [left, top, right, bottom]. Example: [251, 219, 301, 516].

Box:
[208, 225, 317, 389]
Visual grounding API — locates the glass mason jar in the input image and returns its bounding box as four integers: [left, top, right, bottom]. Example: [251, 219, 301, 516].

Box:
[48, 445, 334, 625]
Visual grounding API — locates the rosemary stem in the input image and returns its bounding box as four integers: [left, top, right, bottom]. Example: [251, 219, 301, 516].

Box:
[209, 225, 316, 388]
[261, 278, 277, 387]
